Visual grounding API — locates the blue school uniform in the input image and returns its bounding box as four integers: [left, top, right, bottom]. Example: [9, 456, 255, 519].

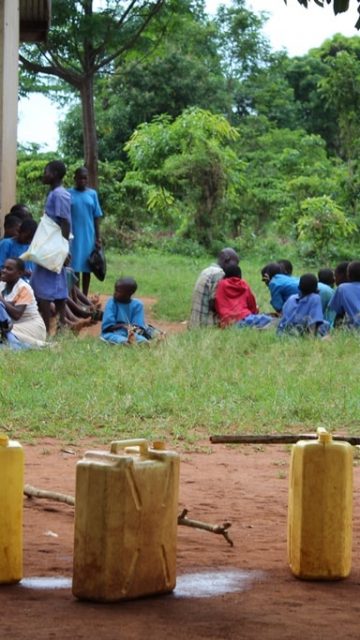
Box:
[30, 187, 71, 301]
[318, 282, 336, 325]
[268, 274, 300, 312]
[101, 297, 149, 344]
[329, 282, 360, 328]
[69, 188, 103, 273]
[277, 292, 330, 336]
[0, 238, 33, 275]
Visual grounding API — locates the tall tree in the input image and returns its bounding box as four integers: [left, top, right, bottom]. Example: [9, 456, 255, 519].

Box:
[58, 1, 228, 162]
[19, 0, 164, 186]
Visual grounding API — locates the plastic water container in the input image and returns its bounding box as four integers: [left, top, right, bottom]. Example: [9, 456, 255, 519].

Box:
[0, 435, 24, 584]
[288, 427, 353, 579]
[72, 438, 180, 602]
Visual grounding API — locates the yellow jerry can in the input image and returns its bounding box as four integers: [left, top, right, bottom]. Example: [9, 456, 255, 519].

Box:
[72, 439, 180, 602]
[0, 435, 24, 584]
[288, 427, 353, 579]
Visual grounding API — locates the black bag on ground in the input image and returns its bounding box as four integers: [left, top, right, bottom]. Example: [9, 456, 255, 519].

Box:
[88, 247, 106, 281]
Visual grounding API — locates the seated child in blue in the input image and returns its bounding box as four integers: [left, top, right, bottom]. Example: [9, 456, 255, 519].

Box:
[329, 260, 360, 328]
[261, 262, 299, 313]
[0, 219, 37, 279]
[101, 277, 149, 345]
[277, 273, 330, 336]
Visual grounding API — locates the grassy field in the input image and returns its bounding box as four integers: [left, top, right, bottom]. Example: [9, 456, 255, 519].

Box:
[1, 250, 360, 444]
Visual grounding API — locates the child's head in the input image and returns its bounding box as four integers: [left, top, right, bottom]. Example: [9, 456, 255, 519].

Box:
[334, 261, 350, 286]
[299, 273, 318, 297]
[261, 262, 282, 284]
[278, 259, 293, 275]
[9, 203, 32, 221]
[223, 264, 242, 279]
[3, 214, 21, 238]
[17, 219, 37, 245]
[114, 277, 137, 303]
[74, 166, 88, 191]
[43, 160, 67, 186]
[347, 261, 360, 283]
[1, 258, 25, 283]
[318, 268, 335, 288]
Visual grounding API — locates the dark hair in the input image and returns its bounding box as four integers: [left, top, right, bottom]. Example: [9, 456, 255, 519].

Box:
[9, 204, 32, 220]
[74, 166, 88, 177]
[347, 261, 360, 282]
[299, 273, 318, 296]
[223, 264, 242, 279]
[46, 160, 67, 180]
[318, 268, 335, 287]
[335, 261, 350, 285]
[261, 262, 282, 282]
[278, 259, 293, 275]
[115, 276, 137, 293]
[3, 214, 21, 230]
[6, 257, 25, 273]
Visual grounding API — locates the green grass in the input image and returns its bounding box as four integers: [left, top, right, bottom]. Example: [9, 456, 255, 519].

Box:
[1, 250, 359, 445]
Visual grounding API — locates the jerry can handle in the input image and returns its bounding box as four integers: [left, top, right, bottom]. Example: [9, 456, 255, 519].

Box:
[317, 427, 332, 444]
[110, 438, 149, 455]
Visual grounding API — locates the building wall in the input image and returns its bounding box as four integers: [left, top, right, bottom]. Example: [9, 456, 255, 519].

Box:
[0, 0, 19, 230]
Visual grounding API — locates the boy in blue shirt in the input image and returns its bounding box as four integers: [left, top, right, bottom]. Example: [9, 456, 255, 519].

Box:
[261, 262, 299, 314]
[101, 277, 149, 345]
[277, 273, 330, 337]
[329, 261, 360, 328]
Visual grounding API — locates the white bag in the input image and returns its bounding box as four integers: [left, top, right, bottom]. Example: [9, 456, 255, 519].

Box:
[20, 214, 69, 274]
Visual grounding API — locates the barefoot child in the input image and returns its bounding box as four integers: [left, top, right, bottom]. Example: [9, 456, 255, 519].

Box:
[101, 277, 149, 345]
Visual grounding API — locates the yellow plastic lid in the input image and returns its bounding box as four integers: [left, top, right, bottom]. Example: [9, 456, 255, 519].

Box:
[0, 434, 9, 447]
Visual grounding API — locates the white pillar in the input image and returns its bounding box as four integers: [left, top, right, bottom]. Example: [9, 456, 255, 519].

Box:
[0, 0, 19, 230]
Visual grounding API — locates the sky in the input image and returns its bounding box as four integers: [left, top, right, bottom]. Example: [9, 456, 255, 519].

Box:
[17, 0, 360, 151]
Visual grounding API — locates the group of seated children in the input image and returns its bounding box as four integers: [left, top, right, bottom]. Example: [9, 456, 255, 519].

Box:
[0, 203, 104, 346]
[211, 257, 360, 337]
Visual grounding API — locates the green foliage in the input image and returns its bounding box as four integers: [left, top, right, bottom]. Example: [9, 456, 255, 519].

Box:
[16, 148, 55, 217]
[296, 196, 356, 260]
[124, 108, 244, 248]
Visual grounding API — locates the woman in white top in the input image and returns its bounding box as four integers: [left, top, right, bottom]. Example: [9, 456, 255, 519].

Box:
[0, 258, 46, 347]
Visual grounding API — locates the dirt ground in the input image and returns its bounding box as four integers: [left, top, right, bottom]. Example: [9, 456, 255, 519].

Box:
[1, 440, 360, 640]
[3, 300, 360, 639]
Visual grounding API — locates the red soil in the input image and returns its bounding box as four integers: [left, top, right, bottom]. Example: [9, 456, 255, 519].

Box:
[2, 439, 360, 640]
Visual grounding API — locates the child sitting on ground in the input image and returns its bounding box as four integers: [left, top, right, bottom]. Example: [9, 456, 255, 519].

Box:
[277, 273, 330, 337]
[101, 277, 150, 345]
[215, 265, 274, 329]
[329, 260, 360, 329]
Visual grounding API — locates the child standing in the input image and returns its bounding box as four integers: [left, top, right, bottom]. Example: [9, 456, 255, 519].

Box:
[215, 265, 273, 329]
[277, 273, 330, 336]
[101, 277, 149, 345]
[30, 160, 71, 333]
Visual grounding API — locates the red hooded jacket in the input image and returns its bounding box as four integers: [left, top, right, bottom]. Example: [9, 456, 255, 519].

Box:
[215, 277, 258, 327]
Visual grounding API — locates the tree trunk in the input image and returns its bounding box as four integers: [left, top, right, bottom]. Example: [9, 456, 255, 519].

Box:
[80, 74, 98, 188]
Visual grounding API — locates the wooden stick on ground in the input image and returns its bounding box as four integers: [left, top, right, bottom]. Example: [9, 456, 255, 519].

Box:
[24, 484, 75, 506]
[177, 508, 234, 547]
[24, 486, 233, 547]
[210, 434, 360, 446]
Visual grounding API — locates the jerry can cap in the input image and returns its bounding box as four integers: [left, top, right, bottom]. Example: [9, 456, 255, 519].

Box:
[317, 427, 332, 444]
[0, 434, 9, 446]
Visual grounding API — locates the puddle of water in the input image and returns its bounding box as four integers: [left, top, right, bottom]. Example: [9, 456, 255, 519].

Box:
[19, 577, 72, 590]
[174, 569, 264, 598]
[18, 569, 263, 598]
